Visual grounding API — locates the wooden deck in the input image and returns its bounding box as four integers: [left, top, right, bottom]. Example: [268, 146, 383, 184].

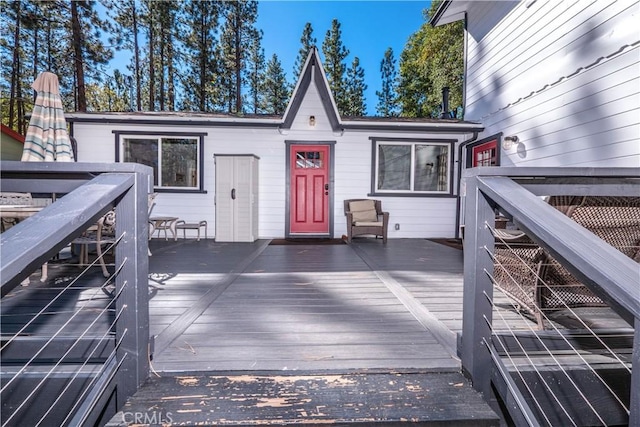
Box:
[8, 237, 628, 425]
[147, 238, 469, 373]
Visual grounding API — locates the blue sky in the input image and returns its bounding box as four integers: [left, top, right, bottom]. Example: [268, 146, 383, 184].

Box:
[257, 1, 430, 115]
[104, 1, 430, 115]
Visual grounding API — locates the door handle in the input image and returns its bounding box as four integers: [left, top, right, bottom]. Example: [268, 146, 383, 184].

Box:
[324, 183, 329, 190]
[231, 188, 236, 200]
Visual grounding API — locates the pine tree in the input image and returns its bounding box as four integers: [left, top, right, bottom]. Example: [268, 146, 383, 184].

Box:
[321, 19, 349, 116]
[246, 30, 265, 114]
[376, 47, 399, 117]
[106, 0, 143, 110]
[69, 0, 113, 112]
[156, 1, 179, 111]
[344, 57, 367, 117]
[262, 54, 289, 115]
[219, 19, 237, 113]
[180, 0, 220, 111]
[220, 0, 259, 114]
[293, 22, 316, 80]
[2, 0, 27, 131]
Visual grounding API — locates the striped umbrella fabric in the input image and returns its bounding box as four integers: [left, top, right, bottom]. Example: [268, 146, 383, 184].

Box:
[21, 72, 74, 162]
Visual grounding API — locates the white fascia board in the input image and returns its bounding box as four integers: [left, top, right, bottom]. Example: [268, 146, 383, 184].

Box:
[65, 113, 282, 127]
[341, 119, 484, 132]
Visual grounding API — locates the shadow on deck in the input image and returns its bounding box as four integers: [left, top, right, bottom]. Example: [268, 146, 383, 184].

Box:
[0, 238, 512, 425]
[108, 237, 500, 425]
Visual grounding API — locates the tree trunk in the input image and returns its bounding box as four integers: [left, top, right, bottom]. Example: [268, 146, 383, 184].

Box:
[148, 3, 155, 111]
[71, 1, 87, 111]
[132, 2, 141, 111]
[8, 1, 21, 129]
[199, 14, 206, 111]
[159, 32, 165, 111]
[234, 12, 242, 113]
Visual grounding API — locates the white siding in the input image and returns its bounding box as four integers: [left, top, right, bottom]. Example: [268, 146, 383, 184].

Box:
[290, 82, 334, 132]
[72, 118, 467, 240]
[464, 0, 640, 167]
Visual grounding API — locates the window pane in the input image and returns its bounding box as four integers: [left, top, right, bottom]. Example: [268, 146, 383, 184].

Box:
[161, 138, 198, 188]
[296, 151, 323, 168]
[378, 145, 410, 191]
[123, 138, 159, 185]
[414, 145, 447, 191]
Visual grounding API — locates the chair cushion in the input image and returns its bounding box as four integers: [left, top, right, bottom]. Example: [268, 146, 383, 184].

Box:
[349, 200, 378, 222]
[354, 221, 383, 227]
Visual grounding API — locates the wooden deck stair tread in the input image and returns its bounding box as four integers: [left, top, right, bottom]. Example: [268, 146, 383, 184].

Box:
[107, 372, 500, 426]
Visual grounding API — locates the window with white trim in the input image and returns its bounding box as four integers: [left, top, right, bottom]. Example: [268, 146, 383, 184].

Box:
[374, 140, 452, 194]
[119, 135, 202, 191]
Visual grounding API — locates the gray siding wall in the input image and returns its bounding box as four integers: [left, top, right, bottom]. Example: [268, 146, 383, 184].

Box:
[464, 0, 639, 167]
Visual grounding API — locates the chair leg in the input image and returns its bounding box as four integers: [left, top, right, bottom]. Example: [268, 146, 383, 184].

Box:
[95, 243, 110, 278]
[40, 262, 48, 282]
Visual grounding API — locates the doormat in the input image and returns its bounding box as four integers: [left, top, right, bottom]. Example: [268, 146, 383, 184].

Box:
[269, 238, 345, 245]
[427, 238, 463, 250]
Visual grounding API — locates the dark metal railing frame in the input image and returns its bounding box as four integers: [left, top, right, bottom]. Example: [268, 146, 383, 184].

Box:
[0, 161, 153, 426]
[461, 167, 640, 427]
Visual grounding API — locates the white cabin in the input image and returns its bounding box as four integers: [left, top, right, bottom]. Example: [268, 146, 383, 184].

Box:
[67, 48, 483, 241]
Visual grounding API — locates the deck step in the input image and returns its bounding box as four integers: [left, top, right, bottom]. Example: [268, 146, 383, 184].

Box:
[106, 371, 500, 426]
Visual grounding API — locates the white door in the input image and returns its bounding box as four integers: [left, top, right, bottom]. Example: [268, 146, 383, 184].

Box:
[215, 155, 258, 242]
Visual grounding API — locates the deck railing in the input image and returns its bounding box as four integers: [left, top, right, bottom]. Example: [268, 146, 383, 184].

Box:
[461, 167, 639, 426]
[0, 161, 152, 426]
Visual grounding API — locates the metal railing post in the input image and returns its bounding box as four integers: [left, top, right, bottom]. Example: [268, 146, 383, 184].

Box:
[461, 176, 496, 394]
[114, 171, 150, 404]
[631, 318, 640, 427]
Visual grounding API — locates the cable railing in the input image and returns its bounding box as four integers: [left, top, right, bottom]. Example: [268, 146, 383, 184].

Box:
[461, 167, 639, 427]
[0, 161, 152, 426]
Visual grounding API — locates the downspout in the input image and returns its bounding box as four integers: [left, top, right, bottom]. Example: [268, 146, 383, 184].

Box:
[454, 11, 475, 239]
[454, 131, 479, 239]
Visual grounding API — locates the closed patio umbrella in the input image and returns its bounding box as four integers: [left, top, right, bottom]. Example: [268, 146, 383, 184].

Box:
[21, 72, 74, 162]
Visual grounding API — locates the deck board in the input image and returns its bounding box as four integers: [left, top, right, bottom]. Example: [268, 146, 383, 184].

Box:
[147, 240, 465, 373]
[107, 372, 499, 426]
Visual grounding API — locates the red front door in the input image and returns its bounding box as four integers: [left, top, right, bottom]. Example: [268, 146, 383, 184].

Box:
[290, 145, 330, 234]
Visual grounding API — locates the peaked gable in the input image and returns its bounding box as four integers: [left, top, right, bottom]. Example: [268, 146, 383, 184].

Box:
[281, 47, 342, 132]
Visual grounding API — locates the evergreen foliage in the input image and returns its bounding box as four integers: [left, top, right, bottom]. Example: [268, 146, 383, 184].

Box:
[376, 47, 399, 117]
[106, 0, 143, 111]
[321, 19, 349, 116]
[262, 54, 289, 115]
[220, 0, 259, 114]
[344, 57, 367, 117]
[293, 22, 316, 80]
[1, 0, 464, 128]
[179, 0, 221, 111]
[246, 30, 266, 114]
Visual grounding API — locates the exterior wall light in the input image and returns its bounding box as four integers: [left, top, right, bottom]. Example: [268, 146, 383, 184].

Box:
[309, 116, 316, 127]
[502, 135, 519, 150]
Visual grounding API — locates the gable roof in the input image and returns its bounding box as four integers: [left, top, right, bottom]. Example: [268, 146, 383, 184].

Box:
[280, 47, 342, 132]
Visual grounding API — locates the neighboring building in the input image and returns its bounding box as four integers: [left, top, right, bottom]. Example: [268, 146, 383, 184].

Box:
[1, 124, 24, 160]
[432, 0, 640, 169]
[67, 48, 484, 240]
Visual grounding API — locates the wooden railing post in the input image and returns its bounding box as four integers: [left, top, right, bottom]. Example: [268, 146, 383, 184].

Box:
[461, 175, 496, 394]
[114, 171, 150, 404]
